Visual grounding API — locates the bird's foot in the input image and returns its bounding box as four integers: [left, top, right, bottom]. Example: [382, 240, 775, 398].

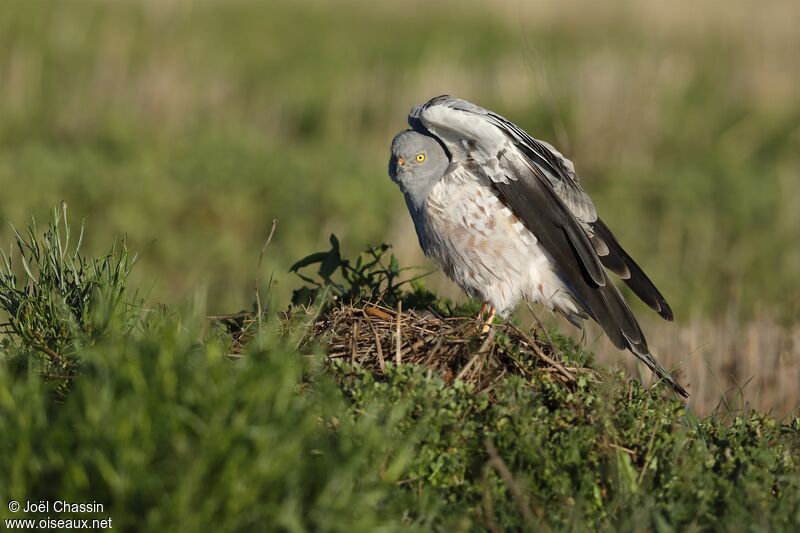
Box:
[476, 302, 496, 333]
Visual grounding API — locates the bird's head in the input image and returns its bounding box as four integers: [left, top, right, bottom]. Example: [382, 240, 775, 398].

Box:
[389, 130, 449, 210]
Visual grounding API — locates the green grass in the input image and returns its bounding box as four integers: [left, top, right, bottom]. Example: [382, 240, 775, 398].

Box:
[1, 210, 799, 531]
[1, 0, 798, 317]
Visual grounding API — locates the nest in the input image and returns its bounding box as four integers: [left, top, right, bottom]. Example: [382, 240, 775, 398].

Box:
[209, 302, 595, 396]
[310, 303, 594, 395]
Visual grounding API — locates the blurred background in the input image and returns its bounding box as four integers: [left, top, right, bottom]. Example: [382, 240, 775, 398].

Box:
[1, 0, 799, 414]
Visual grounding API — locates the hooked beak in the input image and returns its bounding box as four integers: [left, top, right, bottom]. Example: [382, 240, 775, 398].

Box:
[389, 155, 403, 182]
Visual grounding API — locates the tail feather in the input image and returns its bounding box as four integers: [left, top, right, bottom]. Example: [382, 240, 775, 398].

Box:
[564, 271, 689, 398]
[629, 344, 690, 398]
[600, 284, 688, 397]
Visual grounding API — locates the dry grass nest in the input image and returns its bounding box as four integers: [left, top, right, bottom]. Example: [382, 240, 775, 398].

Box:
[313, 302, 596, 395]
[210, 302, 597, 396]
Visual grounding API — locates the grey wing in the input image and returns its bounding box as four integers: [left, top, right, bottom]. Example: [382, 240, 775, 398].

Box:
[410, 96, 596, 223]
[410, 95, 673, 320]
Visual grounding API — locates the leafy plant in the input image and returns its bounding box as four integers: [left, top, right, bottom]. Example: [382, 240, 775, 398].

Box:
[289, 234, 430, 309]
[334, 361, 800, 531]
[0, 203, 140, 380]
[0, 313, 418, 532]
[1, 208, 798, 531]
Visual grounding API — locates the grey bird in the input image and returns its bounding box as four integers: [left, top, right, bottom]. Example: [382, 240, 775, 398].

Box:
[388, 95, 688, 397]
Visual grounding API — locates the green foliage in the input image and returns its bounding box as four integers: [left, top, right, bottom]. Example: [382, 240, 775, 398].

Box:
[1, 212, 799, 531]
[290, 234, 429, 309]
[545, 330, 596, 367]
[288, 235, 487, 317]
[0, 204, 138, 383]
[2, 0, 800, 527]
[336, 363, 800, 530]
[0, 319, 418, 532]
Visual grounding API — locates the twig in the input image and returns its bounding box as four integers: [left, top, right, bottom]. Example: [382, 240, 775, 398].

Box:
[608, 442, 636, 457]
[255, 219, 278, 329]
[364, 314, 386, 372]
[457, 328, 496, 381]
[484, 439, 540, 522]
[509, 324, 575, 383]
[364, 305, 393, 321]
[351, 319, 361, 365]
[422, 335, 446, 368]
[34, 342, 63, 364]
[306, 304, 590, 399]
[636, 419, 661, 485]
[482, 471, 502, 533]
[395, 300, 402, 365]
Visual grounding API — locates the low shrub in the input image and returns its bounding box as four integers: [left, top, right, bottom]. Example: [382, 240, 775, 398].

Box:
[1, 211, 798, 531]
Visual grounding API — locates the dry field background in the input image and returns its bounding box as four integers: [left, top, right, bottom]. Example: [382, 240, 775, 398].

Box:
[563, 315, 800, 417]
[1, 0, 799, 415]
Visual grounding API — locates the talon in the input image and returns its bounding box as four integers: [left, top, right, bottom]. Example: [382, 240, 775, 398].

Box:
[479, 305, 496, 334]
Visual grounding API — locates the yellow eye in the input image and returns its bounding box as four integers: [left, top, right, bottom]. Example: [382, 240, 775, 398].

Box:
[416, 153, 425, 162]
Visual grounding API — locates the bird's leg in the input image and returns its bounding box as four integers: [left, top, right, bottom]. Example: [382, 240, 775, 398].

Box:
[478, 301, 489, 320]
[475, 302, 489, 332]
[481, 306, 496, 334]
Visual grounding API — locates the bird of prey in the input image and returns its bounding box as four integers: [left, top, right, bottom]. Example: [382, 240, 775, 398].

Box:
[388, 95, 687, 397]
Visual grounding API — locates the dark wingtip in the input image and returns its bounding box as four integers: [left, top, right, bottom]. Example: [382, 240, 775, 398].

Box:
[592, 218, 674, 322]
[407, 105, 425, 131]
[659, 303, 675, 322]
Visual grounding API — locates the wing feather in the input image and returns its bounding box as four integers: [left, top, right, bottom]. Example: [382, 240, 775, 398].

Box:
[411, 96, 598, 222]
[591, 218, 674, 320]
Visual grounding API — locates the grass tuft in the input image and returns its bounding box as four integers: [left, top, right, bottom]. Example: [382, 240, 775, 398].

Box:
[0, 204, 139, 386]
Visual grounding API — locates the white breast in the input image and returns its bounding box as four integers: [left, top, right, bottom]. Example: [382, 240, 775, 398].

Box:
[414, 172, 582, 319]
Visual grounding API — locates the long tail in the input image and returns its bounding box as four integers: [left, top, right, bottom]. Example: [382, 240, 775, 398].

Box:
[565, 275, 688, 398]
